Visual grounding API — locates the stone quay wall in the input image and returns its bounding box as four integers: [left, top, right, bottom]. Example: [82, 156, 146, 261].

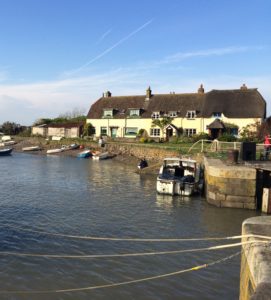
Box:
[105, 143, 180, 161]
[204, 157, 256, 209]
[240, 216, 271, 300]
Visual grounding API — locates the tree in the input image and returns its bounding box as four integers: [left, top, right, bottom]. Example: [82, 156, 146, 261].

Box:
[83, 122, 95, 137]
[151, 117, 173, 139]
[1, 121, 23, 135]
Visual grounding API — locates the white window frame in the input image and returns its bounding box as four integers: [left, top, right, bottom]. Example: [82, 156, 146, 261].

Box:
[100, 127, 107, 136]
[186, 110, 196, 119]
[151, 112, 160, 119]
[169, 111, 177, 117]
[150, 128, 160, 137]
[129, 109, 140, 117]
[125, 127, 138, 136]
[185, 128, 196, 136]
[103, 109, 113, 117]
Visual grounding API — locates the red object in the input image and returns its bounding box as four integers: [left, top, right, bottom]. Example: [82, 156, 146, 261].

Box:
[264, 136, 271, 146]
[79, 145, 84, 149]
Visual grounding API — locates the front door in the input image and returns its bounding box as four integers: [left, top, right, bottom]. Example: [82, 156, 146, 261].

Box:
[111, 127, 118, 138]
[166, 128, 173, 140]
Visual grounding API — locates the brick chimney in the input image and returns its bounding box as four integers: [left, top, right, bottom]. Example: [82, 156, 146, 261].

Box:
[145, 86, 152, 100]
[103, 91, 112, 97]
[240, 84, 248, 90]
[198, 84, 204, 94]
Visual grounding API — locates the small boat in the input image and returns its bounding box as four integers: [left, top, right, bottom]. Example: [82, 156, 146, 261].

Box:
[46, 148, 65, 154]
[77, 149, 92, 158]
[3, 140, 16, 146]
[156, 157, 203, 196]
[0, 148, 13, 156]
[22, 146, 41, 151]
[69, 143, 79, 150]
[92, 151, 109, 160]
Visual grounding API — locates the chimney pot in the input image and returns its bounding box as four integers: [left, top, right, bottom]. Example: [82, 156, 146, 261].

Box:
[146, 86, 152, 100]
[104, 91, 112, 97]
[240, 84, 248, 90]
[198, 84, 204, 94]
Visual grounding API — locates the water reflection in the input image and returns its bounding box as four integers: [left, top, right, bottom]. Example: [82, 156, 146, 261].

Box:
[0, 153, 259, 300]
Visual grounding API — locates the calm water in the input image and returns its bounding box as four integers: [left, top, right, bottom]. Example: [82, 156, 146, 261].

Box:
[0, 153, 259, 300]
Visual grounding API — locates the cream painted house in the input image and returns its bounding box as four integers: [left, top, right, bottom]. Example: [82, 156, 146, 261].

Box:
[86, 85, 266, 140]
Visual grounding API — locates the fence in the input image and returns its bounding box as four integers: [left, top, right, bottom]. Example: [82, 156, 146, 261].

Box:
[188, 139, 265, 157]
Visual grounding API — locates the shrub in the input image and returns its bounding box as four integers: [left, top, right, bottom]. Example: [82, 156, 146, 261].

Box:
[191, 132, 210, 142]
[218, 133, 237, 142]
[139, 137, 148, 143]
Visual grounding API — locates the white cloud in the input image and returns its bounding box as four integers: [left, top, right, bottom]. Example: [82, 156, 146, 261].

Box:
[0, 64, 270, 125]
[161, 46, 264, 64]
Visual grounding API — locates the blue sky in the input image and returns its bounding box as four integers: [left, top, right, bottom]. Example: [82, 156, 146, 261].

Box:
[0, 0, 270, 124]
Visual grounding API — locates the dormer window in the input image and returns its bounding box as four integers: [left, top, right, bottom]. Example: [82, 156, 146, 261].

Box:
[152, 111, 160, 119]
[213, 112, 222, 118]
[186, 110, 196, 119]
[169, 111, 177, 117]
[103, 109, 113, 117]
[129, 109, 140, 117]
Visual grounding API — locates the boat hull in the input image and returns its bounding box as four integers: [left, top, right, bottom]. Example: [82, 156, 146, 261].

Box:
[92, 152, 108, 160]
[0, 148, 13, 156]
[22, 146, 41, 151]
[77, 150, 91, 158]
[156, 178, 196, 196]
[46, 149, 64, 154]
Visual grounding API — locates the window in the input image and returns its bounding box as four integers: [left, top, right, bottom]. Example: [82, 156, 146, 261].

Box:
[125, 127, 138, 136]
[129, 109, 140, 117]
[103, 109, 113, 117]
[185, 129, 196, 136]
[150, 128, 160, 136]
[213, 112, 222, 118]
[230, 128, 238, 136]
[100, 127, 107, 136]
[169, 111, 177, 117]
[151, 112, 160, 119]
[186, 110, 196, 119]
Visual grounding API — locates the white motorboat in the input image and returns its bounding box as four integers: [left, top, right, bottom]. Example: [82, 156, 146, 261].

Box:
[22, 146, 41, 151]
[46, 148, 65, 154]
[92, 151, 109, 160]
[156, 157, 203, 196]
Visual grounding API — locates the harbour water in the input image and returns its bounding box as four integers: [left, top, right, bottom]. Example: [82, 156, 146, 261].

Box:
[0, 153, 259, 300]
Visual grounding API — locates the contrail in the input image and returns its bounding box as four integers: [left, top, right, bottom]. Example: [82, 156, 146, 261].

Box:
[95, 29, 112, 45]
[68, 19, 154, 75]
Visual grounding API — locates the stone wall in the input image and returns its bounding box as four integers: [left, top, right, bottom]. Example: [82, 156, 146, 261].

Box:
[204, 157, 256, 209]
[105, 143, 180, 161]
[240, 216, 271, 299]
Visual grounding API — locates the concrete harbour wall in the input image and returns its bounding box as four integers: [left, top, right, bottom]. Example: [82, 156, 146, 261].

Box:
[240, 216, 271, 299]
[204, 158, 256, 209]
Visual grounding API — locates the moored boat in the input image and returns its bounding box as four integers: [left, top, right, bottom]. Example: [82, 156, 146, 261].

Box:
[92, 151, 109, 160]
[22, 146, 41, 151]
[69, 143, 79, 150]
[77, 149, 92, 158]
[46, 148, 65, 154]
[156, 157, 203, 196]
[0, 148, 13, 156]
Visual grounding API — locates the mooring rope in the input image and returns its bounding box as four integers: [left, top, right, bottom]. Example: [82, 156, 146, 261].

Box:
[4, 224, 271, 242]
[0, 240, 268, 259]
[0, 251, 241, 294]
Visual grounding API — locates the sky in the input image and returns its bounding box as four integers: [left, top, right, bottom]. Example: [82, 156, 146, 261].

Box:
[0, 0, 270, 125]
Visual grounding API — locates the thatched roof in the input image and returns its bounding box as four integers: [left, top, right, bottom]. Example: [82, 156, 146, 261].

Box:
[207, 118, 225, 129]
[87, 87, 266, 119]
[202, 89, 266, 118]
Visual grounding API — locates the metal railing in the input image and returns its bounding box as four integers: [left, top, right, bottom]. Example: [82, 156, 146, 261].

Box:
[188, 139, 266, 156]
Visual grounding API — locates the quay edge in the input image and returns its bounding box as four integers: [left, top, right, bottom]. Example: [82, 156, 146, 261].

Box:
[240, 216, 271, 300]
